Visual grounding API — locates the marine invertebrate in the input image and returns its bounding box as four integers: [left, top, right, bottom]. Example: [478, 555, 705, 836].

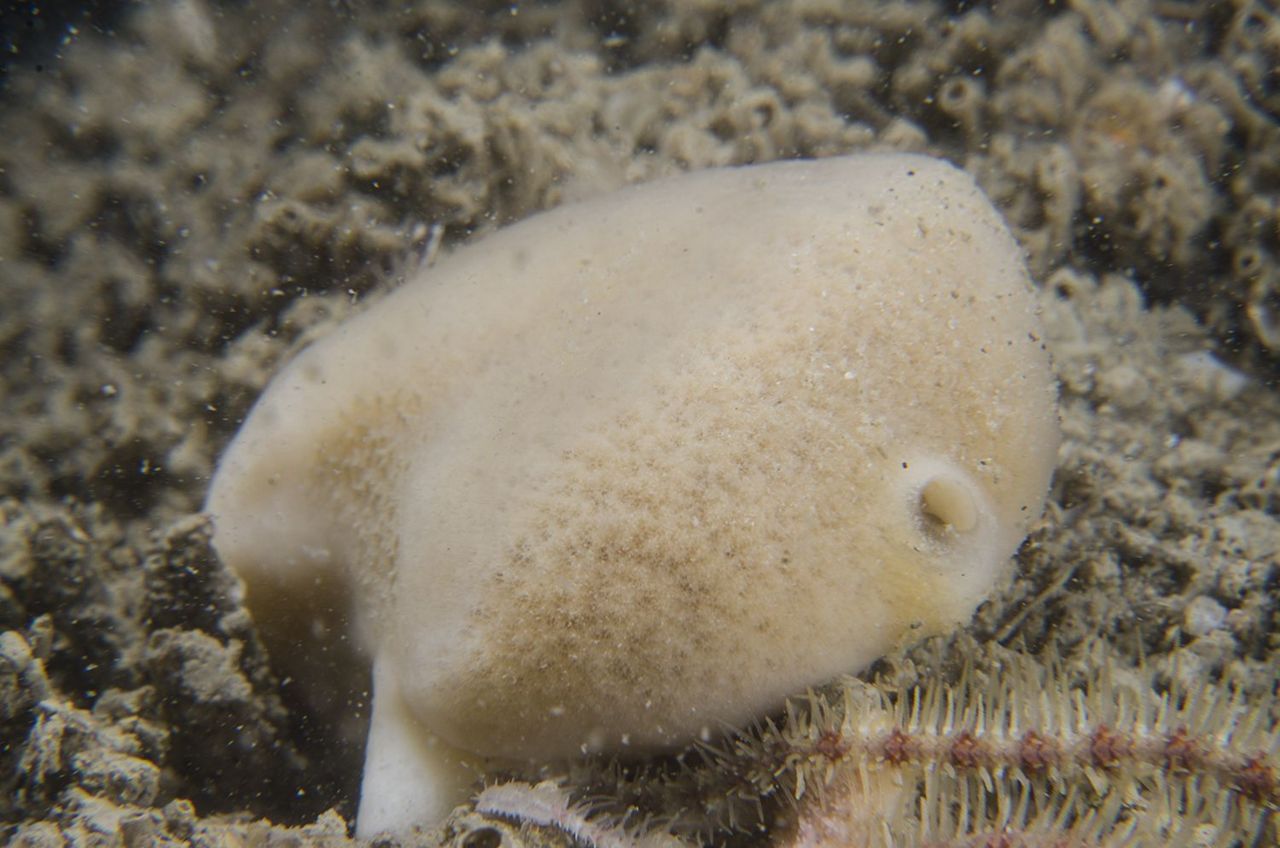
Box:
[475, 780, 681, 848]
[203, 153, 1059, 837]
[763, 657, 1278, 847]
[487, 652, 1276, 847]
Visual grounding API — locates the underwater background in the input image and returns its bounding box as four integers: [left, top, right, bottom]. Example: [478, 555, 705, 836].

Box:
[0, 1, 1277, 845]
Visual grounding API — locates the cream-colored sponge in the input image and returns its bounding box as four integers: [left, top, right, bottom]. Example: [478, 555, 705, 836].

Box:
[204, 154, 1059, 837]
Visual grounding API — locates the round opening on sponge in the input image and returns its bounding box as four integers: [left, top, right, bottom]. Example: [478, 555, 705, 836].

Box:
[918, 477, 979, 536]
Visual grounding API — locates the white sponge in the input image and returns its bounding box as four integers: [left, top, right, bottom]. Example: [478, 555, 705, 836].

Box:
[204, 153, 1059, 837]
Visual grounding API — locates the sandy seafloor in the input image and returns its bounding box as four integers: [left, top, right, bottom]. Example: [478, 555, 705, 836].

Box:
[0, 1, 1278, 846]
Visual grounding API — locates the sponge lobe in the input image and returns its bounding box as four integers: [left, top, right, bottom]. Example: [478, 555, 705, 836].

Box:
[205, 153, 1059, 828]
[381, 155, 1056, 759]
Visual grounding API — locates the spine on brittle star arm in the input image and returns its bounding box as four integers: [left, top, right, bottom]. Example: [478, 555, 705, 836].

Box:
[475, 781, 686, 848]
